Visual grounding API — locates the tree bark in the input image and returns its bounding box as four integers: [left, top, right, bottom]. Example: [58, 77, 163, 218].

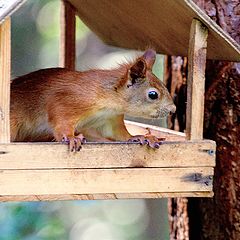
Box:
[167, 1, 240, 239]
[188, 1, 240, 239]
[166, 56, 189, 240]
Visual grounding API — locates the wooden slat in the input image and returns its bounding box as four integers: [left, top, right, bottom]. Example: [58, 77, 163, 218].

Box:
[125, 120, 186, 141]
[0, 167, 213, 196]
[60, 0, 76, 70]
[0, 18, 11, 143]
[69, 0, 240, 61]
[186, 19, 208, 140]
[0, 140, 216, 169]
[0, 0, 26, 24]
[0, 192, 214, 202]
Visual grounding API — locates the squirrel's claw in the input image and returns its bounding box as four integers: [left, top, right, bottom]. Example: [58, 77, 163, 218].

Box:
[62, 134, 86, 152]
[128, 135, 147, 145]
[128, 128, 165, 149]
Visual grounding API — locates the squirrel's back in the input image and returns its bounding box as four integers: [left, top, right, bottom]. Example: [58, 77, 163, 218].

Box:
[10, 50, 175, 144]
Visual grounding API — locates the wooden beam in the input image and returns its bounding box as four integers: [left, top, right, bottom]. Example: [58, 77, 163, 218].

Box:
[67, 0, 240, 61]
[0, 140, 216, 170]
[0, 167, 213, 196]
[125, 120, 186, 141]
[0, 192, 214, 202]
[186, 19, 208, 140]
[60, 0, 76, 70]
[0, 18, 11, 143]
[0, 0, 26, 24]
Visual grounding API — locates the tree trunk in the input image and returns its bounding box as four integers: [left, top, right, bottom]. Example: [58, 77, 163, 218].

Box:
[166, 56, 189, 240]
[167, 1, 240, 239]
[188, 1, 240, 239]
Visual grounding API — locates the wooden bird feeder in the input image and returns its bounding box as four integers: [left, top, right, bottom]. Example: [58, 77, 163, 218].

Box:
[0, 0, 239, 202]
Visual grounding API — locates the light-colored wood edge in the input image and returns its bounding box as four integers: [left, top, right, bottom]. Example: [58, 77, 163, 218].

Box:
[184, 0, 240, 62]
[60, 0, 76, 69]
[0, 167, 214, 196]
[0, 0, 26, 25]
[0, 17, 11, 143]
[186, 19, 208, 140]
[0, 140, 216, 169]
[0, 192, 214, 202]
[125, 120, 186, 141]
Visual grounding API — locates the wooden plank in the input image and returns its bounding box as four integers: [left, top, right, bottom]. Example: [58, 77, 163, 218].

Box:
[0, 167, 214, 196]
[69, 0, 240, 61]
[60, 0, 76, 70]
[186, 19, 208, 140]
[0, 192, 214, 202]
[125, 120, 186, 141]
[0, 17, 11, 143]
[0, 140, 216, 169]
[0, 0, 26, 24]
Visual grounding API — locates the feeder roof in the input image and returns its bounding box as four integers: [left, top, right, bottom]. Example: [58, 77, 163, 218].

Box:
[1, 0, 240, 61]
[0, 0, 25, 24]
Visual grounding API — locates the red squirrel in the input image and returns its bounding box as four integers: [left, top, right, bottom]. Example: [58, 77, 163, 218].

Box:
[10, 49, 176, 151]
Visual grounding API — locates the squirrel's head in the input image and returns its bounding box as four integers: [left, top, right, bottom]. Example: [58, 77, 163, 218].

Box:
[116, 49, 176, 119]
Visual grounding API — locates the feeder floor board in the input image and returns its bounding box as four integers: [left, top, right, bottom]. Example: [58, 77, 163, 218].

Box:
[0, 121, 215, 201]
[0, 192, 213, 202]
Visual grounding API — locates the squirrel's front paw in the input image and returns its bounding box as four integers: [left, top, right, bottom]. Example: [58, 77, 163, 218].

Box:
[62, 134, 86, 152]
[128, 128, 165, 149]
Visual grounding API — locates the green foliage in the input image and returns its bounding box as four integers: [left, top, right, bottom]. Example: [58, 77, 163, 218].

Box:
[0, 202, 66, 240]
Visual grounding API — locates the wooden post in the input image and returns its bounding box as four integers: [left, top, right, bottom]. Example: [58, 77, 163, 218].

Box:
[186, 19, 208, 140]
[60, 0, 76, 70]
[0, 18, 11, 143]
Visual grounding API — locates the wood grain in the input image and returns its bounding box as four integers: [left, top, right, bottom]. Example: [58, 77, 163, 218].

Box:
[0, 167, 213, 196]
[0, 140, 216, 169]
[186, 19, 208, 140]
[0, 18, 11, 143]
[0, 192, 214, 202]
[60, 0, 76, 70]
[69, 0, 240, 61]
[125, 120, 186, 141]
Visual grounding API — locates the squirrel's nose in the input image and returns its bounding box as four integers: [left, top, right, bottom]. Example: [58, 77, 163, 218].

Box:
[166, 104, 176, 114]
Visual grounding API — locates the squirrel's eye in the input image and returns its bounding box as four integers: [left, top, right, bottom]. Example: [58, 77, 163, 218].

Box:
[148, 90, 158, 100]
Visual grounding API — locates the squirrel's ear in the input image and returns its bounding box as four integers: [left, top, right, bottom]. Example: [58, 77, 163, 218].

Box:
[142, 49, 156, 69]
[114, 59, 146, 90]
[129, 49, 156, 81]
[129, 58, 146, 81]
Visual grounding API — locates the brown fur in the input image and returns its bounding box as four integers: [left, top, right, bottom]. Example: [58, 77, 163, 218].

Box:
[10, 49, 175, 147]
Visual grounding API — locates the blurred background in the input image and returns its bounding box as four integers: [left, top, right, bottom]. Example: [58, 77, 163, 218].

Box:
[1, 0, 169, 239]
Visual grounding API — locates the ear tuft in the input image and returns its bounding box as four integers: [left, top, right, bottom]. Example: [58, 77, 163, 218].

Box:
[142, 49, 156, 69]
